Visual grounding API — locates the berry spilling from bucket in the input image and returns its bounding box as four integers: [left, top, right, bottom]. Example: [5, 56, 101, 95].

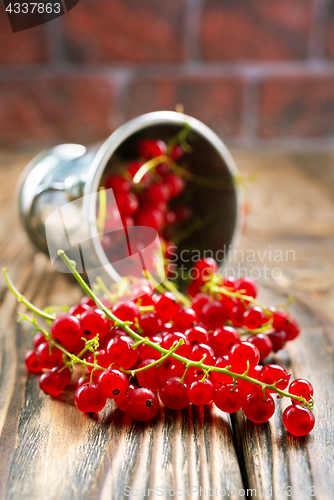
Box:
[5, 255, 315, 437]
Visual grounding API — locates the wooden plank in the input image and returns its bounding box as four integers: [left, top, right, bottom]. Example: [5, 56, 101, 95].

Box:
[231, 286, 334, 500]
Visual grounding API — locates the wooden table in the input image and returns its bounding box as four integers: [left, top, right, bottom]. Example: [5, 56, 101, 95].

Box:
[1, 149, 334, 500]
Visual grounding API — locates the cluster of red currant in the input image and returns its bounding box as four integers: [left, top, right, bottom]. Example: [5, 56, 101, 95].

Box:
[4, 252, 315, 438]
[101, 136, 191, 251]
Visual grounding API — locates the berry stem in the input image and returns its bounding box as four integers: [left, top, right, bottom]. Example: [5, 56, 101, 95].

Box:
[55, 250, 313, 410]
[3, 268, 56, 322]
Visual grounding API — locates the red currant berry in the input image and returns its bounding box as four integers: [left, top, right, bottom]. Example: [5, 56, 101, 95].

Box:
[173, 308, 197, 332]
[174, 204, 192, 222]
[223, 276, 236, 290]
[272, 310, 289, 330]
[80, 309, 111, 340]
[113, 384, 135, 411]
[25, 349, 43, 374]
[161, 332, 191, 357]
[268, 329, 287, 352]
[185, 326, 209, 345]
[259, 364, 290, 393]
[229, 341, 260, 374]
[284, 319, 300, 341]
[139, 312, 162, 337]
[187, 379, 215, 406]
[51, 366, 72, 387]
[289, 379, 314, 404]
[138, 335, 162, 361]
[237, 365, 263, 395]
[236, 277, 257, 298]
[170, 144, 184, 161]
[154, 292, 180, 321]
[32, 332, 46, 350]
[136, 359, 168, 391]
[76, 376, 89, 391]
[212, 357, 233, 384]
[136, 208, 164, 231]
[74, 383, 107, 415]
[126, 388, 159, 421]
[210, 326, 240, 357]
[115, 192, 139, 216]
[242, 306, 266, 330]
[230, 302, 247, 327]
[138, 139, 166, 160]
[51, 314, 82, 348]
[68, 303, 90, 317]
[214, 384, 245, 413]
[36, 342, 63, 369]
[186, 281, 203, 298]
[164, 173, 184, 197]
[247, 333, 273, 361]
[39, 371, 65, 397]
[200, 301, 228, 329]
[98, 368, 129, 398]
[127, 161, 144, 180]
[146, 183, 170, 203]
[104, 174, 132, 193]
[194, 258, 218, 282]
[242, 392, 275, 423]
[159, 377, 189, 410]
[80, 296, 96, 308]
[189, 343, 214, 365]
[112, 301, 139, 323]
[191, 293, 210, 316]
[106, 335, 138, 370]
[282, 404, 315, 436]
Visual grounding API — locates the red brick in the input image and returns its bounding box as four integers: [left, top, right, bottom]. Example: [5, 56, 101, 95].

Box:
[201, 0, 313, 61]
[62, 0, 186, 63]
[259, 76, 334, 137]
[126, 76, 244, 137]
[0, 2, 48, 65]
[0, 76, 114, 144]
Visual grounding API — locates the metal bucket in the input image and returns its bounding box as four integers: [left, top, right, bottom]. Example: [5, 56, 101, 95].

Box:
[18, 111, 243, 283]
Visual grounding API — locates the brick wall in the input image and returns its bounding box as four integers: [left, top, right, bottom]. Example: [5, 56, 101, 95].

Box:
[1, 0, 334, 147]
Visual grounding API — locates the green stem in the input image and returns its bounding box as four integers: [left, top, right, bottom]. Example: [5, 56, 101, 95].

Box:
[3, 268, 55, 321]
[133, 155, 170, 184]
[56, 250, 313, 411]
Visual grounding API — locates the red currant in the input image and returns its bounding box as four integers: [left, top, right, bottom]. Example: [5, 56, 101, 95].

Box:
[136, 359, 167, 391]
[51, 314, 82, 348]
[212, 356, 233, 384]
[80, 309, 111, 340]
[236, 277, 257, 298]
[126, 388, 159, 421]
[272, 310, 289, 330]
[194, 258, 218, 281]
[25, 349, 43, 374]
[289, 378, 314, 404]
[137, 139, 166, 160]
[242, 306, 266, 330]
[230, 302, 247, 327]
[164, 173, 184, 197]
[247, 333, 273, 361]
[284, 319, 300, 341]
[112, 301, 139, 323]
[268, 329, 287, 352]
[39, 370, 65, 397]
[32, 332, 46, 350]
[185, 326, 209, 345]
[200, 301, 228, 329]
[282, 405, 315, 436]
[74, 383, 107, 415]
[214, 384, 244, 413]
[210, 326, 240, 357]
[106, 335, 138, 369]
[161, 332, 191, 357]
[159, 377, 189, 410]
[154, 292, 180, 321]
[139, 312, 162, 337]
[191, 293, 210, 316]
[188, 343, 214, 365]
[138, 335, 162, 361]
[229, 341, 260, 374]
[173, 308, 197, 332]
[36, 342, 63, 369]
[105, 174, 132, 193]
[114, 384, 136, 411]
[242, 392, 275, 423]
[98, 368, 129, 398]
[187, 379, 215, 406]
[259, 364, 290, 393]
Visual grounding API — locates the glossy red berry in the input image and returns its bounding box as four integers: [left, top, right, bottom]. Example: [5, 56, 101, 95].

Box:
[115, 192, 139, 216]
[106, 335, 138, 369]
[51, 314, 82, 348]
[237, 365, 262, 395]
[98, 368, 129, 398]
[248, 333, 273, 361]
[170, 144, 184, 161]
[138, 139, 166, 160]
[114, 384, 136, 411]
[191, 293, 210, 316]
[136, 208, 164, 231]
[229, 341, 260, 374]
[200, 301, 228, 329]
[68, 303, 90, 317]
[284, 319, 300, 341]
[242, 392, 275, 423]
[112, 301, 139, 323]
[36, 342, 63, 369]
[39, 371, 65, 397]
[139, 312, 162, 337]
[272, 310, 289, 330]
[236, 277, 257, 298]
[104, 174, 132, 193]
[242, 306, 266, 330]
[230, 302, 247, 327]
[223, 276, 236, 289]
[126, 388, 159, 421]
[164, 173, 184, 197]
[146, 183, 170, 203]
[259, 364, 290, 393]
[161, 332, 191, 357]
[32, 332, 46, 350]
[154, 292, 180, 321]
[282, 405, 315, 436]
[188, 343, 214, 365]
[51, 366, 72, 387]
[80, 309, 111, 340]
[210, 326, 240, 357]
[193, 258, 218, 281]
[187, 379, 215, 406]
[74, 383, 107, 415]
[173, 308, 197, 332]
[212, 357, 233, 384]
[289, 379, 314, 404]
[268, 329, 287, 352]
[80, 296, 96, 308]
[214, 384, 244, 413]
[185, 326, 209, 345]
[138, 335, 162, 361]
[159, 377, 189, 410]
[76, 376, 89, 391]
[136, 359, 167, 391]
[25, 349, 43, 374]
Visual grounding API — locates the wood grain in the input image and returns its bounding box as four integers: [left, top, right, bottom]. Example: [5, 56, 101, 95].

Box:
[1, 149, 334, 499]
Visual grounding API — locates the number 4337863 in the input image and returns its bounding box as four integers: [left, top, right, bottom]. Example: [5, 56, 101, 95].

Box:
[6, 2, 61, 14]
